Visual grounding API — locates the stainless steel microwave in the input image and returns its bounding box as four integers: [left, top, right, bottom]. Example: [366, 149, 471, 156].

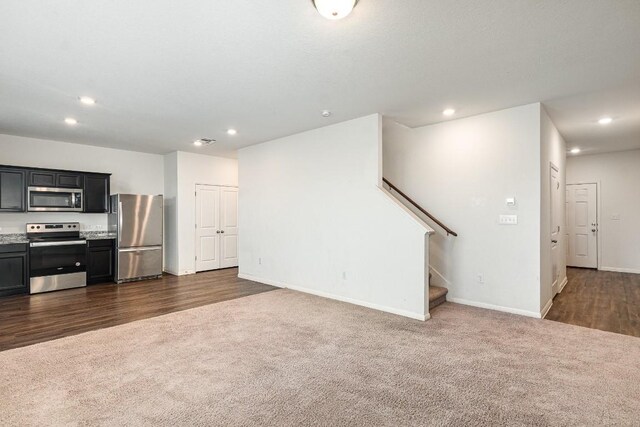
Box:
[28, 187, 83, 212]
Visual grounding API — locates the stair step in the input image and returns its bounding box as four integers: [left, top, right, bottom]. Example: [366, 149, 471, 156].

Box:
[429, 285, 448, 310]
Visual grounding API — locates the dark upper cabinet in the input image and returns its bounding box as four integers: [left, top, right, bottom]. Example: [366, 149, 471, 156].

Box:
[84, 174, 110, 213]
[0, 244, 28, 297]
[1, 166, 111, 214]
[0, 168, 26, 212]
[29, 170, 83, 188]
[56, 173, 84, 188]
[87, 239, 115, 284]
[28, 170, 56, 187]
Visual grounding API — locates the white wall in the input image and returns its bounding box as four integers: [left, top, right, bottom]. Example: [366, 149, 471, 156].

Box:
[567, 149, 640, 274]
[163, 152, 179, 273]
[164, 151, 238, 275]
[238, 114, 432, 320]
[384, 104, 544, 317]
[540, 107, 567, 312]
[0, 134, 164, 233]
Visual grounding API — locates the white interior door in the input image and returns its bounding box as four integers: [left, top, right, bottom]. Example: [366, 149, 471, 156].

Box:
[550, 165, 561, 294]
[566, 183, 598, 268]
[220, 187, 239, 268]
[195, 185, 220, 272]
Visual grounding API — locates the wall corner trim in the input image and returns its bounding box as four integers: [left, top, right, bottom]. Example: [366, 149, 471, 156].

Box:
[238, 272, 429, 321]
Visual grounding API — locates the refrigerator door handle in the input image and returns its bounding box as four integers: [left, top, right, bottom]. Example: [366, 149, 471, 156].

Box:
[119, 246, 162, 253]
[118, 201, 123, 246]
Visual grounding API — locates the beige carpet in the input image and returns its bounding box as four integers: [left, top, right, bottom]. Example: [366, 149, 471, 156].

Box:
[1, 290, 639, 426]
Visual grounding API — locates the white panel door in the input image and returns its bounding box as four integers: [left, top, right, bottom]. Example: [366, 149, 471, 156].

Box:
[195, 185, 220, 272]
[220, 187, 239, 268]
[550, 165, 561, 294]
[566, 183, 598, 268]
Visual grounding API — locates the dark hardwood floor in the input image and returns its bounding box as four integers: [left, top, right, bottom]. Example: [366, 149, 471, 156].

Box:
[546, 267, 640, 337]
[0, 268, 275, 351]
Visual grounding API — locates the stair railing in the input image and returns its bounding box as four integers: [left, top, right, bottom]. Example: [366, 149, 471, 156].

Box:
[382, 177, 458, 237]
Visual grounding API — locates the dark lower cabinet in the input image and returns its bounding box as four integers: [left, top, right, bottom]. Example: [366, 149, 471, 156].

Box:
[87, 239, 115, 284]
[0, 168, 26, 212]
[0, 244, 28, 297]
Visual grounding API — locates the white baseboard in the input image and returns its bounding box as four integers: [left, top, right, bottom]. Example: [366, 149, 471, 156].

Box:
[540, 298, 553, 319]
[600, 266, 640, 275]
[163, 269, 180, 276]
[558, 276, 568, 293]
[447, 297, 542, 318]
[238, 272, 429, 321]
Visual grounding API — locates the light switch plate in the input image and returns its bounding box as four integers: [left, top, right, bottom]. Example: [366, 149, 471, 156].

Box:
[499, 214, 518, 225]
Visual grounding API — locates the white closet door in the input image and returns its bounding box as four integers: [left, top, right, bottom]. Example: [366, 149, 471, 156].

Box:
[195, 185, 221, 272]
[219, 187, 239, 268]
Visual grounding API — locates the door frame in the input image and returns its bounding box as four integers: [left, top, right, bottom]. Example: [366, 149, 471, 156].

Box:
[566, 181, 600, 270]
[194, 183, 239, 272]
[549, 162, 561, 296]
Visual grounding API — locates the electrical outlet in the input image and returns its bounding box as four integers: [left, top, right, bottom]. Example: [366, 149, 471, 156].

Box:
[477, 273, 484, 284]
[499, 214, 518, 225]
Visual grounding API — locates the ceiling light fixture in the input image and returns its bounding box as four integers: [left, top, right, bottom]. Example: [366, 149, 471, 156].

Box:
[79, 96, 96, 105]
[313, 0, 359, 20]
[570, 148, 581, 154]
[598, 117, 612, 125]
[227, 129, 237, 136]
[193, 138, 216, 147]
[64, 117, 78, 125]
[321, 110, 332, 117]
[443, 108, 456, 116]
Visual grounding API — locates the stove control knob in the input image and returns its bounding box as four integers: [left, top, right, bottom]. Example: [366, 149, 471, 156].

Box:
[36, 226, 41, 229]
[30, 226, 35, 229]
[75, 262, 80, 267]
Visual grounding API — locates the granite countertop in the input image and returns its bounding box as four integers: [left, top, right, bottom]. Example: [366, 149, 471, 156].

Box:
[81, 231, 117, 240]
[0, 231, 116, 245]
[0, 234, 29, 245]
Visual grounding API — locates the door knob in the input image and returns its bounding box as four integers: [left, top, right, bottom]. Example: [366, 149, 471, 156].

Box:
[551, 240, 558, 244]
[216, 230, 220, 234]
[592, 229, 596, 232]
[221, 230, 225, 233]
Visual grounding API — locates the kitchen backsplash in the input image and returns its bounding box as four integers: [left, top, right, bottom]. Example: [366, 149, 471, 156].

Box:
[0, 212, 108, 234]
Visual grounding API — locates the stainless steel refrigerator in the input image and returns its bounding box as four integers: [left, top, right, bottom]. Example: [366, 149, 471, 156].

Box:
[109, 194, 163, 283]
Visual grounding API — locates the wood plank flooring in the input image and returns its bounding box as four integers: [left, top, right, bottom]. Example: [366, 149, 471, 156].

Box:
[0, 268, 275, 352]
[546, 267, 640, 337]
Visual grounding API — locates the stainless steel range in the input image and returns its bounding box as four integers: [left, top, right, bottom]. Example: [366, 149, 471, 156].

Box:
[27, 222, 87, 294]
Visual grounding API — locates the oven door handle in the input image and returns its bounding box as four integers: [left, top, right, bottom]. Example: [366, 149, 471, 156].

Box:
[30, 240, 87, 247]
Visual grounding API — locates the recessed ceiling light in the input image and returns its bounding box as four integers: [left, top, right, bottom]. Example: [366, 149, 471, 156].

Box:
[570, 148, 581, 154]
[313, 0, 358, 20]
[79, 96, 96, 105]
[598, 117, 612, 125]
[443, 108, 456, 116]
[321, 110, 332, 117]
[193, 140, 203, 147]
[64, 117, 78, 125]
[227, 129, 237, 136]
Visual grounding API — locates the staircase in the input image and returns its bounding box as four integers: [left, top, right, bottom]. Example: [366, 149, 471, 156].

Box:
[382, 178, 455, 314]
[428, 273, 448, 310]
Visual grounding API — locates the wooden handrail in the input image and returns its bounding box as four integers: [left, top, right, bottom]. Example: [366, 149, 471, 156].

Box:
[382, 177, 458, 237]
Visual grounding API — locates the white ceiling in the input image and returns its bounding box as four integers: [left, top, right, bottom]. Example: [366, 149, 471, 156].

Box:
[0, 0, 639, 158]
